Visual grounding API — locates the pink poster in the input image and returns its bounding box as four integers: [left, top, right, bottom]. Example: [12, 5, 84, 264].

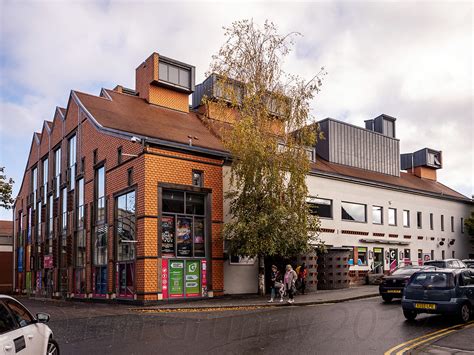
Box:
[201, 260, 207, 297]
[162, 259, 168, 299]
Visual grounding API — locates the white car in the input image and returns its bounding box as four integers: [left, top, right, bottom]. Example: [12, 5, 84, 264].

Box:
[0, 295, 59, 355]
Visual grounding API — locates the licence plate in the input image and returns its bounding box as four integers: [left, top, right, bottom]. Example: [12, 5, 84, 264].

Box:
[387, 289, 401, 294]
[415, 303, 437, 310]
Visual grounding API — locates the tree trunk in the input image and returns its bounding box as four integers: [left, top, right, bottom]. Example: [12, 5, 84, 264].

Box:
[258, 256, 265, 296]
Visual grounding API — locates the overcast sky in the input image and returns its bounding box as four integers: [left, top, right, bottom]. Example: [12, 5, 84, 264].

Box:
[0, 0, 472, 220]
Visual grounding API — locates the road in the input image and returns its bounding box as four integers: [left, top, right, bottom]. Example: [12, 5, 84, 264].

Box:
[21, 297, 468, 354]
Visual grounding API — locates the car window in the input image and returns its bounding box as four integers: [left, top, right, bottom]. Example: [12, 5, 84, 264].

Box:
[0, 302, 17, 334]
[409, 272, 454, 289]
[424, 261, 445, 268]
[447, 261, 455, 268]
[5, 300, 34, 327]
[461, 272, 473, 286]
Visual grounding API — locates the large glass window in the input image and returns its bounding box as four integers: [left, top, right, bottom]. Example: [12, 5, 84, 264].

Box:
[36, 202, 42, 242]
[341, 202, 366, 223]
[77, 178, 84, 230]
[372, 206, 383, 224]
[54, 148, 61, 198]
[47, 195, 53, 254]
[159, 61, 191, 89]
[61, 188, 67, 234]
[116, 191, 136, 261]
[430, 213, 434, 230]
[94, 225, 107, 265]
[440, 215, 444, 231]
[388, 208, 397, 226]
[76, 179, 86, 268]
[96, 167, 105, 223]
[32, 167, 37, 205]
[403, 210, 410, 227]
[308, 197, 333, 219]
[68, 135, 76, 190]
[357, 247, 368, 266]
[42, 158, 48, 201]
[417, 212, 422, 229]
[161, 189, 207, 258]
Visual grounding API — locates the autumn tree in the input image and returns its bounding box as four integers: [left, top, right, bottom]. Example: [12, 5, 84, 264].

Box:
[208, 20, 325, 294]
[0, 167, 15, 210]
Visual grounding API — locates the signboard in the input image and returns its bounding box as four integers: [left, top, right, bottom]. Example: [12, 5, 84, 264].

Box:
[176, 217, 193, 257]
[169, 260, 184, 297]
[389, 248, 398, 273]
[162, 259, 168, 299]
[185, 260, 200, 297]
[161, 216, 175, 256]
[201, 260, 207, 297]
[44, 255, 53, 269]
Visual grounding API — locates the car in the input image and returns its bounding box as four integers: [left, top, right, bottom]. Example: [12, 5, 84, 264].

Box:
[462, 259, 474, 269]
[423, 259, 467, 269]
[401, 269, 474, 323]
[379, 265, 434, 302]
[0, 295, 59, 355]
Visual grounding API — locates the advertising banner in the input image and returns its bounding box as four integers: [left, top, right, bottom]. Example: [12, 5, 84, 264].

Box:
[389, 249, 398, 273]
[161, 216, 175, 256]
[162, 259, 168, 299]
[44, 255, 53, 269]
[176, 217, 193, 257]
[201, 260, 207, 297]
[169, 260, 184, 297]
[185, 260, 200, 297]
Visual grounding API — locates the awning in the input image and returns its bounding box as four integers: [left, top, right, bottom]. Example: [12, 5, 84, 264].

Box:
[359, 238, 410, 246]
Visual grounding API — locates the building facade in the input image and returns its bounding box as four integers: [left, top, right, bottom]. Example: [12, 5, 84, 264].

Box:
[0, 221, 13, 294]
[13, 53, 228, 303]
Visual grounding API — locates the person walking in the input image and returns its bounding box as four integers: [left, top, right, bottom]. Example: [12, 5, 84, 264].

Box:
[268, 265, 283, 303]
[298, 262, 308, 295]
[284, 264, 297, 304]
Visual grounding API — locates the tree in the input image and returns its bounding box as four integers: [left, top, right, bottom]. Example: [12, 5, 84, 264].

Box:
[0, 167, 15, 210]
[465, 211, 474, 236]
[208, 20, 326, 295]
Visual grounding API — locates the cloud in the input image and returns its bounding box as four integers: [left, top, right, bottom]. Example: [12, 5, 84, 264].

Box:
[0, 0, 472, 221]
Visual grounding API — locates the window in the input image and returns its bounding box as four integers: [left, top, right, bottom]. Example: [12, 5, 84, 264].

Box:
[77, 178, 84, 230]
[341, 202, 366, 223]
[418, 249, 423, 261]
[452, 250, 455, 259]
[127, 168, 133, 186]
[308, 197, 333, 219]
[27, 208, 32, 244]
[54, 147, 61, 198]
[161, 189, 207, 258]
[383, 119, 395, 138]
[94, 225, 107, 265]
[430, 213, 434, 230]
[417, 212, 422, 228]
[461, 218, 464, 233]
[61, 188, 67, 234]
[32, 166, 37, 205]
[96, 167, 105, 223]
[42, 158, 48, 200]
[388, 208, 397, 226]
[68, 135, 76, 190]
[441, 215, 444, 231]
[36, 202, 42, 242]
[229, 256, 256, 265]
[404, 249, 411, 261]
[372, 206, 383, 224]
[159, 61, 191, 89]
[5, 300, 34, 328]
[0, 303, 16, 334]
[117, 146, 123, 165]
[116, 191, 136, 261]
[450, 216, 454, 232]
[357, 247, 367, 266]
[431, 250, 434, 260]
[47, 195, 53, 254]
[93, 149, 98, 165]
[192, 170, 203, 187]
[76, 178, 85, 268]
[441, 250, 445, 259]
[403, 210, 410, 227]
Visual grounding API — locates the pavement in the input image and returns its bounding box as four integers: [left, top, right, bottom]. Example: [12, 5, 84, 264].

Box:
[411, 324, 474, 354]
[136, 285, 380, 311]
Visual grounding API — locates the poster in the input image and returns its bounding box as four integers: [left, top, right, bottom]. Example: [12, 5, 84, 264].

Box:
[176, 217, 193, 257]
[169, 260, 184, 297]
[423, 253, 431, 263]
[161, 216, 175, 256]
[44, 255, 53, 269]
[201, 260, 207, 297]
[185, 260, 200, 297]
[194, 218, 205, 257]
[389, 248, 398, 273]
[162, 259, 168, 299]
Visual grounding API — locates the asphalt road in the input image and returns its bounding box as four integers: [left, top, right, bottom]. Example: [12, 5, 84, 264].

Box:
[21, 297, 468, 355]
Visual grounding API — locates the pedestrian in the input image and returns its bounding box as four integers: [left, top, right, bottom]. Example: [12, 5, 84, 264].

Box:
[284, 264, 297, 304]
[298, 262, 308, 295]
[268, 265, 284, 303]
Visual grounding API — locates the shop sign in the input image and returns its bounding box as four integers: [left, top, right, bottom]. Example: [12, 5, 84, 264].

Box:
[185, 260, 200, 297]
[162, 259, 168, 299]
[169, 260, 184, 297]
[389, 248, 398, 273]
[161, 216, 175, 256]
[44, 255, 53, 269]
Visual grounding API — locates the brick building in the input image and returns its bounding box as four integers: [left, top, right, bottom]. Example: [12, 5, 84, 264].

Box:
[0, 220, 13, 293]
[13, 53, 228, 303]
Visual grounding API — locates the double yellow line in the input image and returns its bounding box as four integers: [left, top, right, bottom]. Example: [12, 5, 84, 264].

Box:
[384, 320, 474, 355]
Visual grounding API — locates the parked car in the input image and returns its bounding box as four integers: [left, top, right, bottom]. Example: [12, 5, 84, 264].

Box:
[401, 269, 474, 323]
[0, 295, 59, 355]
[462, 259, 474, 269]
[423, 259, 466, 269]
[379, 265, 433, 302]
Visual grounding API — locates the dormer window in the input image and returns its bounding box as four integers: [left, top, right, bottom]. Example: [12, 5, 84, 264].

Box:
[158, 57, 194, 91]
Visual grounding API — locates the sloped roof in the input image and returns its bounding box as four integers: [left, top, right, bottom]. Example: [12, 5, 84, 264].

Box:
[311, 156, 470, 201]
[74, 89, 226, 153]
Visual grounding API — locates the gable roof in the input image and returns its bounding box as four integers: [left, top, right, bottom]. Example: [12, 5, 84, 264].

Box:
[73, 89, 227, 154]
[311, 156, 470, 202]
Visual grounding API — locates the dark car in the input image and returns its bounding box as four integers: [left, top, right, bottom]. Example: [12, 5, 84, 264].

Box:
[379, 266, 434, 302]
[462, 259, 474, 269]
[423, 259, 466, 269]
[401, 269, 474, 323]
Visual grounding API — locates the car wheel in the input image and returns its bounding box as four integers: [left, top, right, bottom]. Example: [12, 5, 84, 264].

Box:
[382, 295, 393, 303]
[403, 309, 417, 321]
[458, 303, 471, 323]
[47, 339, 60, 355]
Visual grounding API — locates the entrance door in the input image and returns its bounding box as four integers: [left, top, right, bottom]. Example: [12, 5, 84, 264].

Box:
[373, 248, 384, 273]
[118, 262, 134, 298]
[389, 249, 398, 273]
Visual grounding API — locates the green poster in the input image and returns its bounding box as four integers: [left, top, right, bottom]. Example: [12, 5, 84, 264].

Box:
[185, 260, 201, 297]
[169, 260, 184, 297]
